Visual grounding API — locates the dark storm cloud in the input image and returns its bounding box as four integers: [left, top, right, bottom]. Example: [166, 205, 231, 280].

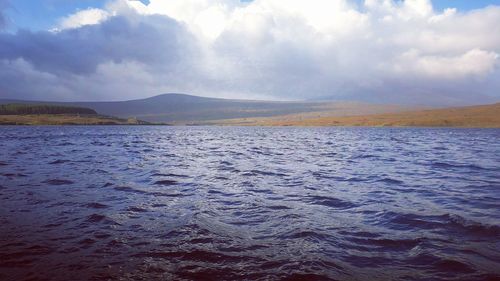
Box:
[0, 15, 195, 75]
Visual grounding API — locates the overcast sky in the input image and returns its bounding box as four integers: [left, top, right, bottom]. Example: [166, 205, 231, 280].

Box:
[0, 0, 499, 105]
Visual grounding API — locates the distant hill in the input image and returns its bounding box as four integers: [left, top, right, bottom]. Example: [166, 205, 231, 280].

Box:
[0, 93, 415, 123]
[0, 104, 97, 115]
[219, 103, 500, 128]
[1, 94, 497, 127]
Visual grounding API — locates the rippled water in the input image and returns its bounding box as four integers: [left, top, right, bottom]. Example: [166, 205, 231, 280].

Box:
[0, 126, 499, 281]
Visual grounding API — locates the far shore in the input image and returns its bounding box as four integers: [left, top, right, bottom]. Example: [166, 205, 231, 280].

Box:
[1, 102, 499, 128]
[201, 103, 500, 128]
[0, 114, 152, 126]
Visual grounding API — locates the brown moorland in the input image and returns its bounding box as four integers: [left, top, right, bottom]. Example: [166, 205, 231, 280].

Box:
[208, 103, 500, 128]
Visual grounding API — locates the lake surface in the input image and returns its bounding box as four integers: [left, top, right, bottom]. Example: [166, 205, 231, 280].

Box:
[0, 126, 499, 281]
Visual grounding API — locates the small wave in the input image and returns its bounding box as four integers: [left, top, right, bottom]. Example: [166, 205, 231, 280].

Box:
[306, 195, 356, 209]
[2, 173, 28, 178]
[244, 170, 288, 177]
[284, 230, 329, 241]
[94, 232, 112, 239]
[43, 222, 64, 228]
[311, 172, 345, 180]
[380, 212, 500, 237]
[150, 191, 187, 198]
[433, 258, 474, 273]
[350, 237, 423, 251]
[133, 250, 261, 264]
[375, 178, 404, 185]
[86, 214, 106, 223]
[84, 203, 109, 209]
[267, 205, 292, 210]
[431, 162, 490, 171]
[319, 152, 338, 157]
[154, 180, 178, 186]
[152, 173, 189, 178]
[56, 142, 75, 146]
[445, 214, 500, 237]
[433, 146, 448, 151]
[49, 159, 70, 164]
[281, 273, 336, 281]
[338, 230, 380, 238]
[409, 253, 475, 274]
[345, 177, 365, 182]
[43, 179, 74, 185]
[114, 186, 148, 195]
[127, 206, 148, 212]
[352, 154, 378, 159]
[1, 245, 54, 260]
[247, 188, 273, 194]
[152, 203, 167, 207]
[378, 212, 443, 230]
[85, 214, 120, 226]
[78, 238, 96, 246]
[207, 189, 235, 197]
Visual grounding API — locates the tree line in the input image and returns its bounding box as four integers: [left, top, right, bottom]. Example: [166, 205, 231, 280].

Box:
[0, 104, 97, 115]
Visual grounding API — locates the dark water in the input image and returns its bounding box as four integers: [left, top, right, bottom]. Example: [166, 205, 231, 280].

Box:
[0, 126, 499, 281]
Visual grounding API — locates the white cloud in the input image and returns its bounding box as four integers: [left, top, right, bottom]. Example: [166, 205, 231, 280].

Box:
[387, 49, 499, 79]
[57, 8, 110, 30]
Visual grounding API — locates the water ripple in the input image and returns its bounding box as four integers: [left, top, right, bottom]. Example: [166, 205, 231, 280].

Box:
[0, 126, 499, 281]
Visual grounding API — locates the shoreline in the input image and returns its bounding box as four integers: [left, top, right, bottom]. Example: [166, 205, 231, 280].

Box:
[1, 101, 499, 128]
[1, 123, 498, 129]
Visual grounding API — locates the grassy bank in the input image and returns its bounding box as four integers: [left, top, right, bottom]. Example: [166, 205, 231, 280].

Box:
[0, 114, 150, 125]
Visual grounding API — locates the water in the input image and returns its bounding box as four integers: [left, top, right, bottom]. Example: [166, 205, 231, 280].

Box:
[0, 126, 499, 281]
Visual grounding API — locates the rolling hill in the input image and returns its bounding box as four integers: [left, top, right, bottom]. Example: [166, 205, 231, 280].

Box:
[0, 93, 415, 123]
[2, 93, 497, 127]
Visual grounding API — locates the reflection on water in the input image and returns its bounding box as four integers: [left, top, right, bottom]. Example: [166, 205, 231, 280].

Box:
[0, 126, 499, 280]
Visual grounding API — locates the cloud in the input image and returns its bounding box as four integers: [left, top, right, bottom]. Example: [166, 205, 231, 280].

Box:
[0, 0, 9, 30]
[389, 49, 499, 79]
[0, 0, 499, 105]
[0, 14, 197, 75]
[56, 8, 111, 30]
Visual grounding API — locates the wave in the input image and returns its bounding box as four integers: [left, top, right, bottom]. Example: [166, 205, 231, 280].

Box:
[43, 179, 74, 185]
[379, 212, 500, 238]
[49, 159, 70, 164]
[154, 179, 178, 186]
[445, 214, 500, 237]
[431, 161, 492, 171]
[305, 195, 356, 209]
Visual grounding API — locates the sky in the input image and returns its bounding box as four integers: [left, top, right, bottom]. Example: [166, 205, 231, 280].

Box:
[0, 0, 499, 105]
